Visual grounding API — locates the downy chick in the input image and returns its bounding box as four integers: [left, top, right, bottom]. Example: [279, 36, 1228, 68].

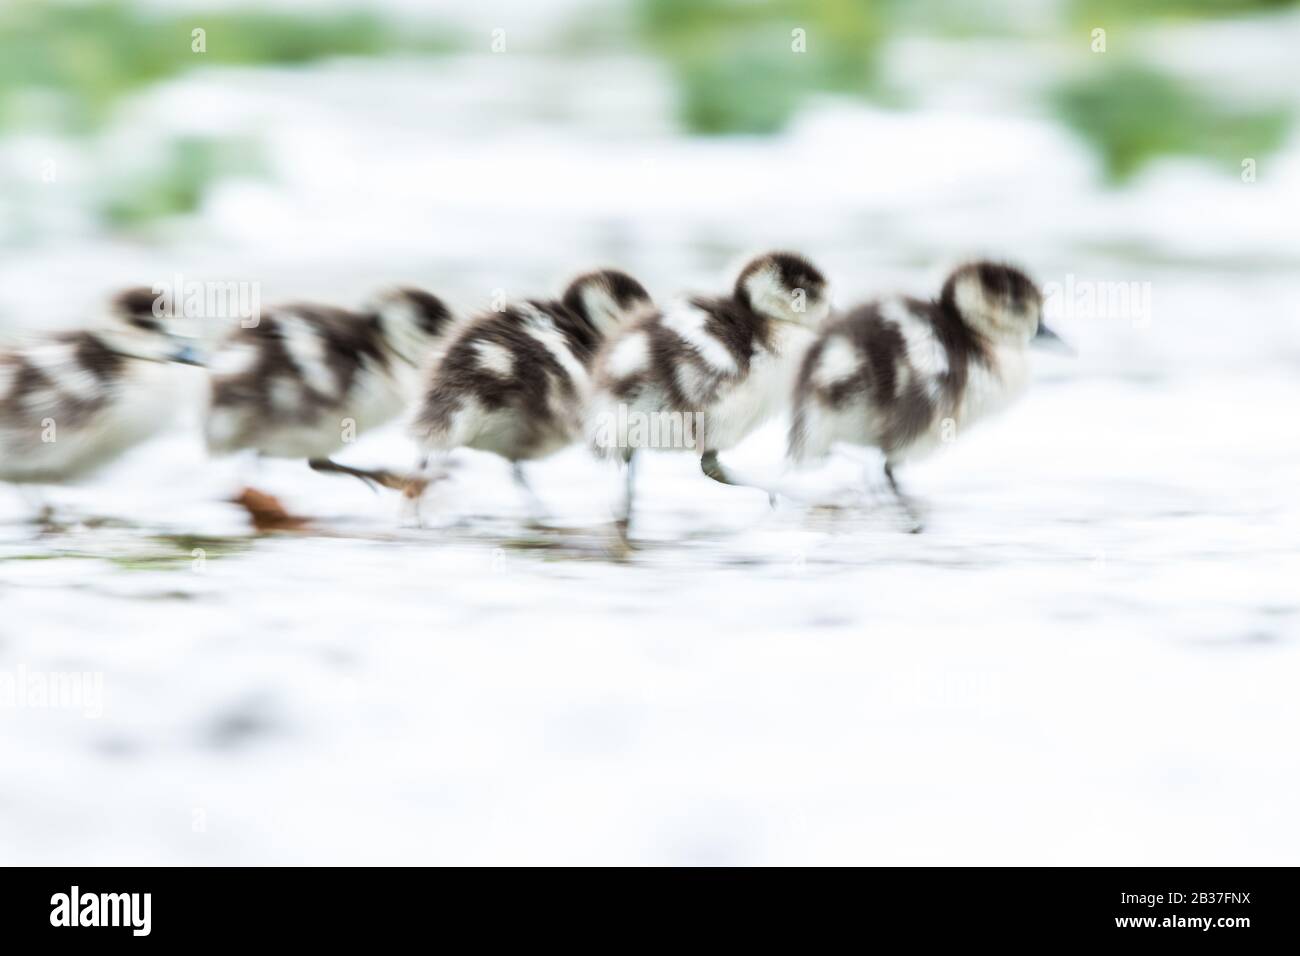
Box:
[788, 261, 1068, 530]
[589, 251, 831, 531]
[203, 287, 454, 486]
[0, 287, 200, 498]
[408, 269, 652, 512]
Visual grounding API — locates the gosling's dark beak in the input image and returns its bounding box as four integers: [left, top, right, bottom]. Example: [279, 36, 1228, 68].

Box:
[1032, 322, 1075, 356]
[169, 343, 205, 367]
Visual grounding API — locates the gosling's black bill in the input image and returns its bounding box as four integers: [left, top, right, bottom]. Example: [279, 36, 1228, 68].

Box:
[169, 342, 206, 366]
[1032, 321, 1074, 355]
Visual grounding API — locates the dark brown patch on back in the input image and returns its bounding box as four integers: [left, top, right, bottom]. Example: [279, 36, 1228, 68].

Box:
[208, 305, 392, 444]
[393, 288, 454, 339]
[412, 298, 602, 457]
[70, 331, 127, 382]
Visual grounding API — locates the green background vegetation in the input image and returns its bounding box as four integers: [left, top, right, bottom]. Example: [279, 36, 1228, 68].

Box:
[0, 0, 1294, 230]
[0, 0, 461, 133]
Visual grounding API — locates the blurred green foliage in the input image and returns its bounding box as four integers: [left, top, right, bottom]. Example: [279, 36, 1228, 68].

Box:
[1071, 0, 1297, 19]
[0, 0, 1293, 219]
[100, 135, 266, 228]
[636, 0, 884, 134]
[637, 0, 1297, 182]
[1053, 64, 1292, 180]
[0, 0, 458, 132]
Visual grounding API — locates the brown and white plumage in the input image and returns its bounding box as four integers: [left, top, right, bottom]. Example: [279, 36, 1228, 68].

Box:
[788, 261, 1064, 529]
[586, 251, 831, 531]
[409, 269, 652, 463]
[203, 288, 453, 468]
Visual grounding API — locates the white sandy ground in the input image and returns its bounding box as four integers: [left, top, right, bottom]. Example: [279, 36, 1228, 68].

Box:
[1, 42, 1299, 863]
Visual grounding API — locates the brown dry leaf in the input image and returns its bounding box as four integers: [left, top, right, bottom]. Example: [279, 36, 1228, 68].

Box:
[231, 487, 313, 533]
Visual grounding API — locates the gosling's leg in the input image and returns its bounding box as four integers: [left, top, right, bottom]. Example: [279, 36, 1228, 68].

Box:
[510, 460, 547, 522]
[401, 454, 431, 528]
[307, 457, 407, 493]
[884, 461, 924, 534]
[616, 448, 638, 538]
[17, 485, 56, 529]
